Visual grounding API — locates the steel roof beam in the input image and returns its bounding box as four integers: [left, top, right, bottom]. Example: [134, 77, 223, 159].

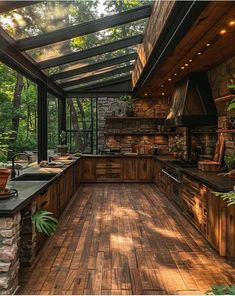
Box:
[38, 34, 143, 69]
[16, 5, 151, 51]
[67, 74, 131, 92]
[0, 1, 41, 13]
[61, 64, 134, 89]
[51, 52, 137, 81]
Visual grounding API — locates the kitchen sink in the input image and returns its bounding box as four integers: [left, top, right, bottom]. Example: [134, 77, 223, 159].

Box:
[12, 173, 57, 181]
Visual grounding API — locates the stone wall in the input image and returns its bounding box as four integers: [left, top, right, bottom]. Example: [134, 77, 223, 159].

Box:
[0, 213, 21, 295]
[97, 97, 170, 154]
[207, 56, 235, 156]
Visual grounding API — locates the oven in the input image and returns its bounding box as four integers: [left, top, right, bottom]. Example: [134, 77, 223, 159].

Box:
[161, 167, 182, 209]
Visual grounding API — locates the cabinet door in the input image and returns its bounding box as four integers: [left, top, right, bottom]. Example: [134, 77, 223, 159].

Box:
[137, 159, 152, 181]
[122, 159, 138, 181]
[81, 158, 96, 181]
[206, 190, 226, 256]
[226, 205, 235, 257]
[154, 160, 161, 185]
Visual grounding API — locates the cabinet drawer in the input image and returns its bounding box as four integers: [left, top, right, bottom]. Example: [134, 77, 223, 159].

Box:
[96, 168, 121, 180]
[96, 159, 121, 169]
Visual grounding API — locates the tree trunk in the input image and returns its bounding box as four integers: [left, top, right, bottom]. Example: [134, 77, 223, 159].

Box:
[10, 73, 23, 151]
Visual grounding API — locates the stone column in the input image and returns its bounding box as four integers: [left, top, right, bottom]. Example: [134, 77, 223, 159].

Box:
[0, 213, 21, 295]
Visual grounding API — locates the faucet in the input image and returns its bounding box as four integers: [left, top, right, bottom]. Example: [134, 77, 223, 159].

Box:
[11, 153, 30, 179]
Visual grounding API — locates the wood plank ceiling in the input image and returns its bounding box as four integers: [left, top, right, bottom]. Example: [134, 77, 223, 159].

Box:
[136, 1, 235, 98]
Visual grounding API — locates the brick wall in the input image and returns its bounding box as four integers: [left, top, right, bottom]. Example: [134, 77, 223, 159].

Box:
[208, 56, 235, 156]
[97, 97, 170, 154]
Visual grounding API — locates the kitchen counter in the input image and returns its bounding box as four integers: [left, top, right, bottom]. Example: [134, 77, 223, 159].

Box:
[82, 154, 153, 158]
[180, 168, 235, 192]
[154, 155, 235, 192]
[0, 158, 79, 217]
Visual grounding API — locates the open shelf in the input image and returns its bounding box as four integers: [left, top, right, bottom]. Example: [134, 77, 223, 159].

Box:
[104, 131, 177, 136]
[105, 117, 165, 123]
[214, 94, 234, 103]
[217, 129, 235, 133]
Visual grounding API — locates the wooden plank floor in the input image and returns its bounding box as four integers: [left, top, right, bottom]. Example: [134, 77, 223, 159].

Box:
[20, 183, 235, 295]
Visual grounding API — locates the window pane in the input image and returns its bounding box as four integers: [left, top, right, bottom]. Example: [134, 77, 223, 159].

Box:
[47, 95, 59, 152]
[47, 46, 137, 75]
[66, 98, 97, 153]
[26, 19, 146, 63]
[0, 1, 151, 40]
[0, 62, 37, 163]
[56, 61, 134, 84]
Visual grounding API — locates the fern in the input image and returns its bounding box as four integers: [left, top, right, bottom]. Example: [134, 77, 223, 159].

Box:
[214, 190, 235, 207]
[206, 285, 235, 295]
[32, 210, 58, 236]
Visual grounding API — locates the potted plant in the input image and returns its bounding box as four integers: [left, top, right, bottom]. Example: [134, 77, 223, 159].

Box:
[168, 135, 185, 159]
[120, 95, 134, 117]
[57, 130, 69, 156]
[224, 155, 235, 178]
[0, 132, 13, 194]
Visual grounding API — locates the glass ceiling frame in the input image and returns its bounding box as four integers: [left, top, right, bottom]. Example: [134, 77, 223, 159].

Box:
[0, 1, 152, 97]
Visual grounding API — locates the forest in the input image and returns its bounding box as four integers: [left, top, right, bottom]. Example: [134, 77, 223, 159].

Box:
[0, 0, 150, 162]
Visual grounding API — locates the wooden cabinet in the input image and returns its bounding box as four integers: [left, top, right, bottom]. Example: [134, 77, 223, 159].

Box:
[153, 159, 161, 186]
[96, 158, 121, 181]
[80, 157, 153, 182]
[182, 174, 207, 235]
[137, 159, 153, 181]
[206, 190, 226, 256]
[34, 162, 79, 253]
[122, 159, 138, 181]
[81, 158, 96, 181]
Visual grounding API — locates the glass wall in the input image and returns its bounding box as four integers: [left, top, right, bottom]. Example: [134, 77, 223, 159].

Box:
[47, 94, 59, 152]
[0, 61, 37, 164]
[66, 97, 97, 154]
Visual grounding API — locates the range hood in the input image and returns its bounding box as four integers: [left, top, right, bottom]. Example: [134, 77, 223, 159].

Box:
[165, 72, 217, 127]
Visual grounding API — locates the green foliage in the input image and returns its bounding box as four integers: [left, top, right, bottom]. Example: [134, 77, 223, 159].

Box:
[214, 190, 235, 207]
[206, 285, 235, 295]
[227, 99, 235, 111]
[169, 135, 185, 153]
[120, 94, 133, 108]
[32, 210, 58, 236]
[0, 131, 15, 162]
[224, 155, 235, 172]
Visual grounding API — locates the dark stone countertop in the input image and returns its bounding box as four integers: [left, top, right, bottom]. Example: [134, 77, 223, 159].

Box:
[180, 168, 235, 193]
[153, 155, 235, 192]
[0, 158, 79, 217]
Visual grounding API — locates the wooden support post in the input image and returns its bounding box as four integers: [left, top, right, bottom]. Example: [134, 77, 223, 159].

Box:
[38, 84, 47, 162]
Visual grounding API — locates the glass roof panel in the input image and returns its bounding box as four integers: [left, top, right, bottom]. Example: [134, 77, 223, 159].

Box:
[46, 46, 138, 76]
[64, 72, 132, 91]
[56, 60, 134, 84]
[0, 0, 151, 40]
[25, 19, 146, 63]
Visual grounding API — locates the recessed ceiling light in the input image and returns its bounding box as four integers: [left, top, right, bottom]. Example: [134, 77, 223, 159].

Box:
[185, 63, 189, 67]
[197, 52, 202, 55]
[219, 29, 227, 35]
[144, 93, 148, 96]
[174, 73, 177, 76]
[168, 78, 172, 81]
[161, 85, 164, 88]
[206, 43, 210, 47]
[161, 92, 165, 96]
[189, 59, 193, 63]
[229, 20, 235, 26]
[181, 66, 185, 70]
